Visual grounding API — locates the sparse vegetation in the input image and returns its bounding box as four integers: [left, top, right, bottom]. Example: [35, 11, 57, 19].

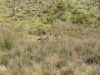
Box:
[0, 0, 100, 75]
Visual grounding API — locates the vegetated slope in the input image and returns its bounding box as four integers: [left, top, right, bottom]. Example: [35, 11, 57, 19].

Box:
[0, 0, 100, 75]
[0, 0, 100, 35]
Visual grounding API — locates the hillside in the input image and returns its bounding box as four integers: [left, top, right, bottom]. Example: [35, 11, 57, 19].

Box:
[0, 0, 100, 75]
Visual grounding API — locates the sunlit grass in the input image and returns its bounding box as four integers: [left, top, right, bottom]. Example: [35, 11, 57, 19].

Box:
[0, 0, 100, 75]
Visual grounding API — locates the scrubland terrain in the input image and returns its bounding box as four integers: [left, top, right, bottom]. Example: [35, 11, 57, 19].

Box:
[0, 0, 100, 75]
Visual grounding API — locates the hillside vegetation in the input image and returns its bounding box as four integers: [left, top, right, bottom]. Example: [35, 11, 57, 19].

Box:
[0, 0, 100, 75]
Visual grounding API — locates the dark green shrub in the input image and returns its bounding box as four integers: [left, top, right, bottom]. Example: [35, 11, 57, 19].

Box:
[3, 34, 14, 50]
[71, 13, 90, 24]
[0, 58, 9, 67]
[84, 53, 100, 64]
[55, 60, 66, 69]
[15, 25, 23, 32]
[28, 30, 34, 35]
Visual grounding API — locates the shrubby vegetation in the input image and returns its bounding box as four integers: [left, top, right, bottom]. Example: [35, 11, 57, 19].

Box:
[0, 0, 99, 35]
[0, 0, 100, 75]
[1, 0, 100, 24]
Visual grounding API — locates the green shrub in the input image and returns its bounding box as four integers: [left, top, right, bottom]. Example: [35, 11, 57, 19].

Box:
[55, 60, 66, 69]
[71, 12, 90, 24]
[0, 58, 9, 67]
[0, 39, 4, 52]
[3, 34, 14, 50]
[15, 25, 23, 32]
[97, 43, 100, 51]
[1, 30, 18, 50]
[0, 49, 3, 55]
[83, 53, 100, 64]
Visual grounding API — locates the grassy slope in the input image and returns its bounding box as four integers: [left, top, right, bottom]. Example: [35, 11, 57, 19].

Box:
[0, 0, 100, 75]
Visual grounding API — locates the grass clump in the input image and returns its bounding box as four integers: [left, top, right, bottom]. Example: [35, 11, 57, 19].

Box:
[0, 57, 9, 67]
[3, 34, 14, 50]
[60, 68, 74, 75]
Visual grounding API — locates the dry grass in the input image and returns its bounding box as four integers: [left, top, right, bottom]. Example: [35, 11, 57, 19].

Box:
[0, 0, 100, 75]
[0, 25, 100, 75]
